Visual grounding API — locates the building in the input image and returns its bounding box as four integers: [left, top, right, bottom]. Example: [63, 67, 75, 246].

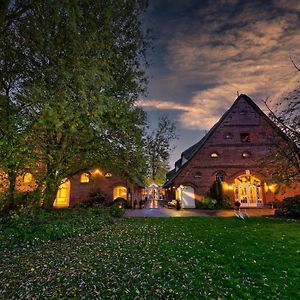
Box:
[0, 168, 145, 208]
[164, 94, 300, 208]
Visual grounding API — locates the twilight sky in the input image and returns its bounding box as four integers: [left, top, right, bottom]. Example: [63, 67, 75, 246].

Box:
[139, 0, 300, 167]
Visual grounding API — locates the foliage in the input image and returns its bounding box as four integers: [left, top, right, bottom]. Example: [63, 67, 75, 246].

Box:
[145, 115, 178, 183]
[0, 0, 150, 209]
[275, 195, 300, 219]
[195, 197, 217, 209]
[113, 197, 127, 208]
[0, 217, 299, 298]
[0, 207, 114, 248]
[209, 179, 232, 208]
[109, 205, 125, 218]
[81, 189, 106, 208]
[263, 60, 300, 186]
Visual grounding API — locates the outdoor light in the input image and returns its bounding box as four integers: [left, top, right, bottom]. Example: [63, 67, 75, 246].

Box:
[228, 185, 233, 190]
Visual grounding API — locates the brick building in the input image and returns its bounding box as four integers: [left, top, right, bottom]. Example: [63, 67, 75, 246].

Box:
[0, 168, 144, 208]
[164, 94, 300, 208]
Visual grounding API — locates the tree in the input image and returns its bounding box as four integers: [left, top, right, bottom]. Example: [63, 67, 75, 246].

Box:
[0, 0, 150, 208]
[263, 57, 300, 187]
[145, 115, 178, 185]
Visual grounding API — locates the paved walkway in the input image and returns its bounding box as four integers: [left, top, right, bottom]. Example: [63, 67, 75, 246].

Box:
[126, 207, 275, 218]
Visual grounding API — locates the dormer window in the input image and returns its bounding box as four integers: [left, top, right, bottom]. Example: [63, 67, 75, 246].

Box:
[80, 173, 90, 183]
[210, 152, 219, 158]
[240, 133, 250, 142]
[224, 133, 233, 139]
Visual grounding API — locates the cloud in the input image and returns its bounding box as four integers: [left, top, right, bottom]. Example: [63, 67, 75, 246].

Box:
[144, 0, 300, 130]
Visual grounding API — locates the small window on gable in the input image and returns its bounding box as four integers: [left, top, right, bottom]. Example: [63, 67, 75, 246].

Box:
[23, 173, 32, 183]
[210, 152, 219, 158]
[240, 133, 250, 142]
[224, 132, 233, 139]
[239, 110, 247, 116]
[194, 171, 202, 178]
[242, 151, 251, 158]
[215, 172, 225, 181]
[105, 173, 112, 178]
[80, 173, 90, 183]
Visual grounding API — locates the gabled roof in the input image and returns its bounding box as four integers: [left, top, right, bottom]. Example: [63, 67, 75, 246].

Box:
[163, 94, 274, 187]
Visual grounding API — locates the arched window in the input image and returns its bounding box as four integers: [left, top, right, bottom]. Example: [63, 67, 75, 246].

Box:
[210, 152, 219, 158]
[80, 173, 90, 183]
[113, 186, 127, 200]
[23, 173, 32, 183]
[194, 171, 202, 178]
[215, 172, 225, 182]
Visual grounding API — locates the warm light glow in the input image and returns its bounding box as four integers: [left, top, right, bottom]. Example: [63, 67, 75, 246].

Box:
[113, 186, 127, 200]
[23, 173, 32, 183]
[268, 185, 273, 191]
[80, 173, 90, 183]
[228, 185, 233, 190]
[54, 179, 70, 208]
[210, 152, 219, 158]
[105, 173, 112, 177]
[95, 169, 101, 174]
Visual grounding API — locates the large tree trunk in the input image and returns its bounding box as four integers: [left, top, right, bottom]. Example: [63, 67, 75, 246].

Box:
[42, 175, 59, 208]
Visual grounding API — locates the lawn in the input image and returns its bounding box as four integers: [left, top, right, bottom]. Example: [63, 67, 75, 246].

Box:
[0, 214, 299, 299]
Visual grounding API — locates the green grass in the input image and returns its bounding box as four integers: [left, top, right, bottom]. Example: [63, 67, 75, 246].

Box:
[0, 216, 299, 299]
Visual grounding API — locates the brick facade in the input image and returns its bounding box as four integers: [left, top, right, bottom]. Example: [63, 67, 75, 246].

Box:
[164, 94, 300, 206]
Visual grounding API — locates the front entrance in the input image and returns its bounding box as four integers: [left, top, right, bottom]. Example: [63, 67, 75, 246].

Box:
[177, 185, 196, 208]
[54, 179, 70, 208]
[234, 175, 263, 207]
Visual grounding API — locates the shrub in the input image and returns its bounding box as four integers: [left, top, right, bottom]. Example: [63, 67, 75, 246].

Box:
[275, 195, 300, 219]
[195, 198, 217, 209]
[82, 189, 106, 207]
[113, 197, 127, 208]
[109, 205, 125, 218]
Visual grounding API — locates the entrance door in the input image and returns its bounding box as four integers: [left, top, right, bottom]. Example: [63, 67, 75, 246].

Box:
[54, 179, 70, 208]
[237, 184, 257, 207]
[180, 186, 195, 208]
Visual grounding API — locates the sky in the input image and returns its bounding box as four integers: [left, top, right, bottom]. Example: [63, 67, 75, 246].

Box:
[138, 0, 300, 168]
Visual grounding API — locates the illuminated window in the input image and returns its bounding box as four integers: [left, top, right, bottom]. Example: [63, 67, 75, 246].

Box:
[210, 152, 219, 158]
[240, 133, 250, 142]
[241, 152, 251, 158]
[80, 173, 90, 183]
[224, 133, 233, 139]
[23, 173, 32, 183]
[113, 186, 127, 200]
[105, 173, 112, 177]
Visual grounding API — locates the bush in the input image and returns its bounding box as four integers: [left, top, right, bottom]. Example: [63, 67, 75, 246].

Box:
[275, 195, 300, 219]
[113, 197, 127, 208]
[109, 205, 125, 218]
[195, 198, 217, 209]
[82, 189, 106, 207]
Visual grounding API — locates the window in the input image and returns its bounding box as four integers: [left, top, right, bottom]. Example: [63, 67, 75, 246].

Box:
[194, 171, 202, 178]
[105, 173, 112, 177]
[239, 110, 247, 116]
[241, 151, 251, 158]
[224, 133, 233, 139]
[113, 186, 127, 200]
[23, 173, 32, 183]
[80, 173, 90, 183]
[240, 133, 250, 142]
[210, 152, 219, 158]
[215, 172, 225, 181]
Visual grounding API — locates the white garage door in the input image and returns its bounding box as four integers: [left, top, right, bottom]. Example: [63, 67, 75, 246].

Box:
[181, 186, 195, 208]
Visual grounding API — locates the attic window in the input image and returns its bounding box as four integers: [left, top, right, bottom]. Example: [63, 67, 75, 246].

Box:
[210, 152, 219, 158]
[224, 133, 233, 139]
[194, 171, 202, 178]
[240, 133, 250, 142]
[80, 173, 90, 183]
[105, 173, 112, 177]
[239, 110, 247, 116]
[242, 151, 251, 158]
